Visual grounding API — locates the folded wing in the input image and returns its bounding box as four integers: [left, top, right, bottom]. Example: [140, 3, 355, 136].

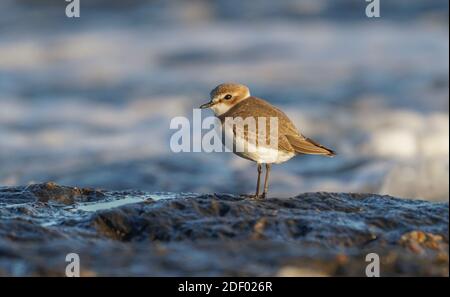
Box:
[285, 134, 335, 156]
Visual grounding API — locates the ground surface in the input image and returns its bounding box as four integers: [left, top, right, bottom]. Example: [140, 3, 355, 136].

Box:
[0, 182, 448, 276]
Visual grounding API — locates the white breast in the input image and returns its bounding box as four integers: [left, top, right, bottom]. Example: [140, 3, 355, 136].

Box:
[222, 124, 295, 164]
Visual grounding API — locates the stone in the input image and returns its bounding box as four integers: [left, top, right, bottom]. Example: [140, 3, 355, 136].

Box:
[0, 183, 448, 276]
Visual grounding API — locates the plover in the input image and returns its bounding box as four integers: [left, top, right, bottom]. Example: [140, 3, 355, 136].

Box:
[200, 83, 335, 199]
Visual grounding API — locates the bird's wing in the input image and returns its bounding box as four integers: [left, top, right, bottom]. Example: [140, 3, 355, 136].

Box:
[285, 134, 336, 156]
[220, 97, 335, 156]
[228, 120, 283, 151]
[220, 97, 299, 150]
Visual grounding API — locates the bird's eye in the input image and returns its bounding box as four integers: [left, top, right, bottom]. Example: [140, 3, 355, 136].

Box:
[224, 94, 232, 100]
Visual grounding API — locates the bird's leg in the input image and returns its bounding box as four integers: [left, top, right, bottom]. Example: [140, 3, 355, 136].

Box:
[254, 163, 262, 199]
[261, 163, 271, 199]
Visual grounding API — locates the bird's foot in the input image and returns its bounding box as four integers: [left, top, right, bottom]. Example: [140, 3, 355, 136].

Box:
[241, 193, 260, 200]
[246, 193, 266, 200]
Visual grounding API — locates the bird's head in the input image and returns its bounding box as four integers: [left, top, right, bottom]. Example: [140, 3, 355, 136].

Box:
[199, 83, 251, 115]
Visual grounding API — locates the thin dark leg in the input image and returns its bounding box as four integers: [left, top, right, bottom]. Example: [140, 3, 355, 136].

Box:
[255, 163, 262, 198]
[261, 163, 271, 199]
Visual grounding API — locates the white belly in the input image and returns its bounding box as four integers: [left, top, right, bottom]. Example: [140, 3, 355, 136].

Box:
[234, 145, 295, 164]
[222, 124, 295, 164]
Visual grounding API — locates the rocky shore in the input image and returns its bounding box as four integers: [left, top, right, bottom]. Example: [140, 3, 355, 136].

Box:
[0, 182, 448, 276]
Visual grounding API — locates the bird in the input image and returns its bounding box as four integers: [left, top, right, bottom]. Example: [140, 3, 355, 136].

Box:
[199, 83, 335, 199]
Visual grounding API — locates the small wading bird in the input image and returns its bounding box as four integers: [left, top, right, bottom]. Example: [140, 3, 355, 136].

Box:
[200, 83, 335, 199]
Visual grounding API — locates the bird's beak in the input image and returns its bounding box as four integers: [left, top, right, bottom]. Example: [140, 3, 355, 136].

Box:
[199, 100, 215, 109]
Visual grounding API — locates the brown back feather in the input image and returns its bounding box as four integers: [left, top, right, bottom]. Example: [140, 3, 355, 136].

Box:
[219, 97, 336, 157]
[286, 135, 336, 156]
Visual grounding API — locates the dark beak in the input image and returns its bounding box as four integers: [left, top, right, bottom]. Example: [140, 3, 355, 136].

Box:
[199, 101, 215, 109]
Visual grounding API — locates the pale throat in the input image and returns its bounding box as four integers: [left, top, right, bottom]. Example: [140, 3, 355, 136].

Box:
[210, 102, 233, 116]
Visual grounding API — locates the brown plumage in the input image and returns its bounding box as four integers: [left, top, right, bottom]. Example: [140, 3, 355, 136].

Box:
[200, 83, 336, 199]
[218, 96, 335, 157]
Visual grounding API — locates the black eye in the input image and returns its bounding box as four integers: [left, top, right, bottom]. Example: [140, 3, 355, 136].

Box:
[224, 94, 232, 100]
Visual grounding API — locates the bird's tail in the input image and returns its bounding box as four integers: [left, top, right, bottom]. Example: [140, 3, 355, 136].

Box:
[286, 135, 336, 157]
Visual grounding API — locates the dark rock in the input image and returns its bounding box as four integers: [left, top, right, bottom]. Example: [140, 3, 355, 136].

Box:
[0, 182, 448, 276]
[25, 182, 104, 204]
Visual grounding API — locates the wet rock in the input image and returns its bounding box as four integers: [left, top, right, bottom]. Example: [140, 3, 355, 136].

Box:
[399, 231, 446, 254]
[25, 182, 104, 204]
[0, 183, 448, 276]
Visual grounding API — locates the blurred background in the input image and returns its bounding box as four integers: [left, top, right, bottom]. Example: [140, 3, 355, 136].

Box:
[0, 0, 448, 201]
